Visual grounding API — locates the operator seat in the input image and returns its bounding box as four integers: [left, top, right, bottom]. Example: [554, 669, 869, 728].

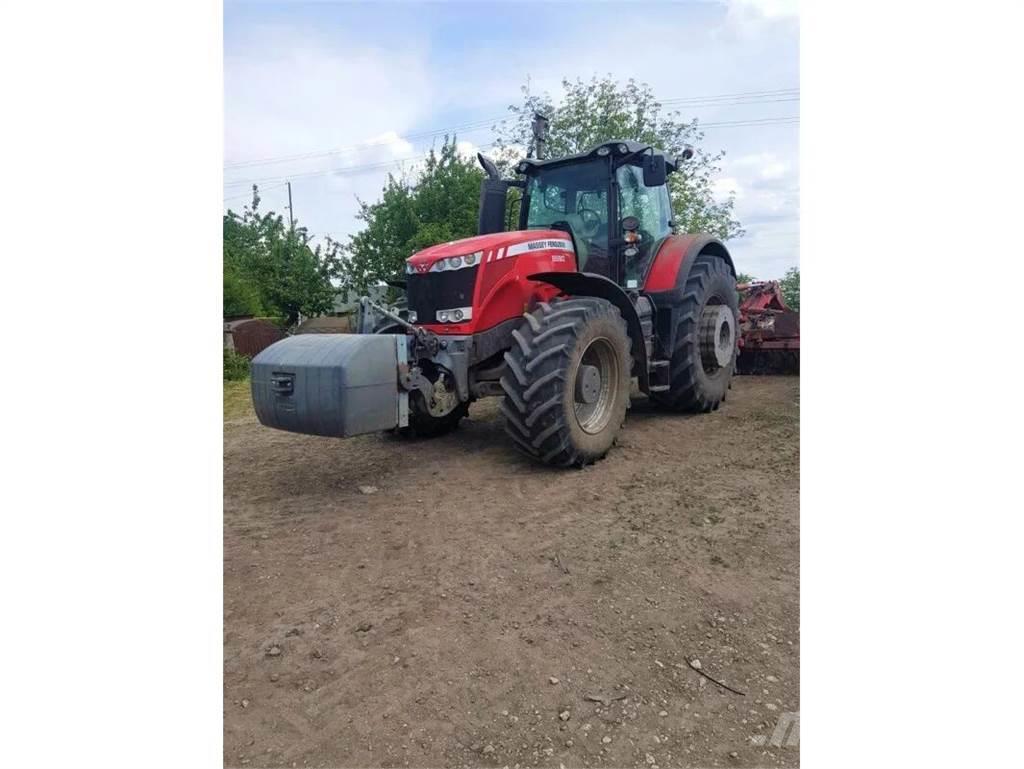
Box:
[561, 213, 590, 270]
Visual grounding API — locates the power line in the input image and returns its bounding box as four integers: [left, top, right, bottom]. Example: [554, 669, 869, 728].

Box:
[700, 116, 799, 128]
[224, 142, 499, 189]
[223, 114, 800, 191]
[661, 87, 798, 105]
[223, 87, 799, 171]
[224, 117, 511, 170]
[222, 180, 287, 203]
[222, 115, 799, 189]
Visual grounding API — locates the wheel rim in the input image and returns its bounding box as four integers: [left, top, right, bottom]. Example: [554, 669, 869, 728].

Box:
[699, 301, 736, 374]
[573, 337, 620, 434]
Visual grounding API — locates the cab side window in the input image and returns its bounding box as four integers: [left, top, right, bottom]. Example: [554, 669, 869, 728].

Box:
[617, 164, 671, 241]
[616, 163, 672, 283]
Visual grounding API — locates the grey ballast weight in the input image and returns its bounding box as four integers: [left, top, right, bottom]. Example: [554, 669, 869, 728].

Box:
[250, 334, 405, 437]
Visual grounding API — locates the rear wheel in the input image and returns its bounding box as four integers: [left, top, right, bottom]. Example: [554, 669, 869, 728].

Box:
[500, 298, 631, 467]
[652, 253, 738, 412]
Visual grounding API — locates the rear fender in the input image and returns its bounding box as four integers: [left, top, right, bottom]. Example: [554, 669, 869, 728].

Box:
[527, 271, 649, 391]
[643, 234, 736, 355]
[643, 233, 736, 293]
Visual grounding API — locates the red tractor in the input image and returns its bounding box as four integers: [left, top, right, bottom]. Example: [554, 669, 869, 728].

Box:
[252, 122, 740, 467]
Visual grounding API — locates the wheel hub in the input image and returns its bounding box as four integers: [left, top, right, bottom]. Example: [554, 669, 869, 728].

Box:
[575, 364, 601, 404]
[699, 304, 736, 371]
[573, 337, 620, 435]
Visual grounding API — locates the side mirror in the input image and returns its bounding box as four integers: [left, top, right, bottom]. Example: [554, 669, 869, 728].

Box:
[642, 154, 667, 187]
[477, 152, 500, 181]
[676, 146, 694, 166]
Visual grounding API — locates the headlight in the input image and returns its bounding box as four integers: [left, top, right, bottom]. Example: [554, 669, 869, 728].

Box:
[427, 252, 482, 272]
[406, 262, 415, 274]
[436, 306, 472, 323]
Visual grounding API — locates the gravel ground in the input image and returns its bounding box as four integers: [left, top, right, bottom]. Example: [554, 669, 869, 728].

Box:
[224, 376, 800, 768]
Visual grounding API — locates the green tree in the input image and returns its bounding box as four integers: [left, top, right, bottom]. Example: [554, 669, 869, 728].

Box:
[341, 138, 484, 295]
[780, 266, 800, 312]
[223, 262, 264, 317]
[495, 76, 743, 240]
[224, 186, 342, 325]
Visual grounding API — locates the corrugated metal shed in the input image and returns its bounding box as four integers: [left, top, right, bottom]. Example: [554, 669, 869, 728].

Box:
[224, 318, 286, 357]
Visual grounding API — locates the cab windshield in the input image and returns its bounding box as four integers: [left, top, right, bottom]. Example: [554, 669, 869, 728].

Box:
[524, 159, 611, 277]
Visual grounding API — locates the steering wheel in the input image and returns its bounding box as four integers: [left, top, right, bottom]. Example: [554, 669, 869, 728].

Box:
[578, 207, 601, 238]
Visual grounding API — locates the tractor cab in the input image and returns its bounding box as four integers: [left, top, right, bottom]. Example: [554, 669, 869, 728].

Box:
[478, 136, 688, 291]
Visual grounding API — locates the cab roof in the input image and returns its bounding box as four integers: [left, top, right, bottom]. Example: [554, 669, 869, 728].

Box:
[514, 140, 678, 173]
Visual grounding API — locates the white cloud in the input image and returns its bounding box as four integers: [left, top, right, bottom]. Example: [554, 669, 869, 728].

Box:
[731, 0, 799, 18]
[224, 26, 433, 164]
[455, 140, 480, 162]
[365, 131, 416, 160]
[722, 151, 799, 279]
[733, 153, 790, 181]
[720, 0, 799, 40]
[223, 24, 438, 241]
[714, 176, 743, 202]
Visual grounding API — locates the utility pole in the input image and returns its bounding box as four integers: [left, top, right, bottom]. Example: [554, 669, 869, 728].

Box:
[531, 113, 550, 160]
[286, 181, 294, 231]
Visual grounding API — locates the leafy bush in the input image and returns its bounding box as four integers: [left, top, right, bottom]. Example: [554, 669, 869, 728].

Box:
[224, 348, 251, 381]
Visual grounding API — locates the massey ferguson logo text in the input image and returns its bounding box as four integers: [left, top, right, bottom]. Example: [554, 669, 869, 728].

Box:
[527, 240, 566, 250]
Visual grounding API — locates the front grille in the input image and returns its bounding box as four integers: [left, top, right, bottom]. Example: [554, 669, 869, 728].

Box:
[406, 266, 478, 322]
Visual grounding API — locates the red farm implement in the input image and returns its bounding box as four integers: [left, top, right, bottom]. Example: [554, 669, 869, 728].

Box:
[736, 281, 800, 375]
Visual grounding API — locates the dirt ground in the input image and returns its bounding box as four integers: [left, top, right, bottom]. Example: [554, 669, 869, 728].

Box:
[224, 376, 800, 769]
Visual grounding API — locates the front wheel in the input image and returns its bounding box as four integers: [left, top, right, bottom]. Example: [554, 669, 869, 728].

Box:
[500, 298, 631, 467]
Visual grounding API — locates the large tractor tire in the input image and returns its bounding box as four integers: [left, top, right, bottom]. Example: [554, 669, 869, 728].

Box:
[652, 253, 739, 412]
[500, 298, 631, 467]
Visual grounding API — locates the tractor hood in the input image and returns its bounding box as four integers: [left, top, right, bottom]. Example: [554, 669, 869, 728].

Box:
[406, 229, 573, 272]
[403, 229, 576, 333]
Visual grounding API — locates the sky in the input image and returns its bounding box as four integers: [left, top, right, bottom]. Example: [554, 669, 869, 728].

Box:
[224, 0, 799, 279]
